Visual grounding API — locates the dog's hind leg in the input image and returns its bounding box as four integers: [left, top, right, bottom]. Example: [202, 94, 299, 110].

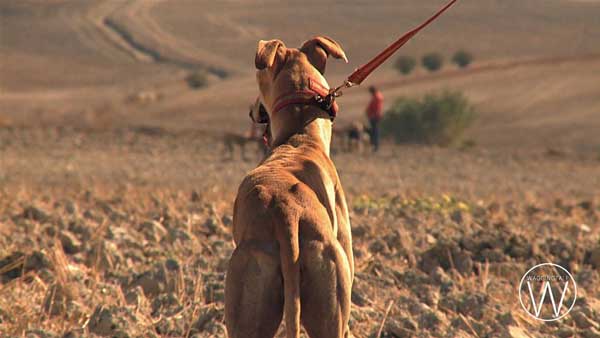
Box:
[300, 240, 352, 338]
[225, 241, 283, 338]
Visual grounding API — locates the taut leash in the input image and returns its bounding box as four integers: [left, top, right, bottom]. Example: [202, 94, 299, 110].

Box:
[252, 0, 459, 137]
[325, 0, 459, 106]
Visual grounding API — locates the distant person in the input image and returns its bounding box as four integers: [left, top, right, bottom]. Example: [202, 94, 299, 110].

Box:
[366, 86, 383, 152]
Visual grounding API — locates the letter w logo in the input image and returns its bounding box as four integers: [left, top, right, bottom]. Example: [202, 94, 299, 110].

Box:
[527, 281, 570, 318]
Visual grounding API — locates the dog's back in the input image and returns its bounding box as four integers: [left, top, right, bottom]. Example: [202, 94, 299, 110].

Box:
[227, 134, 353, 338]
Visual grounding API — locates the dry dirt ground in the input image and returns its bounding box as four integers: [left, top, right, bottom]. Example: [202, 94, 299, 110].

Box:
[0, 127, 599, 338]
[1, 0, 600, 337]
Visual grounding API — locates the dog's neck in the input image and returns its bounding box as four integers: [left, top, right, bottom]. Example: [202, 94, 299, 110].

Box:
[269, 105, 332, 156]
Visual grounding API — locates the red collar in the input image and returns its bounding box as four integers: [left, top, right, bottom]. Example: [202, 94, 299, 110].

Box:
[271, 77, 338, 120]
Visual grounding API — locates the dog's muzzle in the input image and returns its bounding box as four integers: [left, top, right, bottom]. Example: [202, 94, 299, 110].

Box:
[249, 103, 269, 124]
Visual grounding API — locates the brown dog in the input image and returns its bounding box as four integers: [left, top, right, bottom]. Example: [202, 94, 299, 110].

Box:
[225, 36, 354, 338]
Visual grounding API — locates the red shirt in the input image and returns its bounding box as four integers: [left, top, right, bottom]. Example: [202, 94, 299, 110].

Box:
[366, 92, 384, 121]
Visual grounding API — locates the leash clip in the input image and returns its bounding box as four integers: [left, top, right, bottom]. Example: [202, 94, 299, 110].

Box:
[314, 93, 337, 120]
[316, 79, 354, 121]
[329, 79, 355, 98]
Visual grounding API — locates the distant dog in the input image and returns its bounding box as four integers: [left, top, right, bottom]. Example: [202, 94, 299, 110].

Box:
[348, 122, 370, 153]
[223, 104, 268, 160]
[332, 121, 370, 154]
[222, 131, 265, 160]
[225, 36, 354, 338]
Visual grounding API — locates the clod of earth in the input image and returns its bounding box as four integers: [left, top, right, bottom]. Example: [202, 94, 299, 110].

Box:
[0, 251, 51, 283]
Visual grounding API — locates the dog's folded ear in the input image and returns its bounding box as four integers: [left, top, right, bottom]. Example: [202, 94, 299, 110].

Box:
[255, 39, 286, 70]
[300, 36, 348, 74]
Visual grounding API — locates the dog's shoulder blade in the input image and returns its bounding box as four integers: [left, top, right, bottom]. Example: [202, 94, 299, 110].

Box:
[233, 176, 279, 243]
[236, 169, 296, 210]
[236, 178, 274, 211]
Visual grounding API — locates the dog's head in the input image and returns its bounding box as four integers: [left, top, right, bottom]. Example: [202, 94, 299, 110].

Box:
[254, 36, 347, 119]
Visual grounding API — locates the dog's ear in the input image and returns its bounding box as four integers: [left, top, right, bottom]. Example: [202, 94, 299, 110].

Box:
[300, 36, 348, 74]
[255, 39, 286, 70]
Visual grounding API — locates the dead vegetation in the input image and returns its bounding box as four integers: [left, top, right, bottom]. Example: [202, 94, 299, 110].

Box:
[0, 127, 599, 337]
[1, 184, 599, 337]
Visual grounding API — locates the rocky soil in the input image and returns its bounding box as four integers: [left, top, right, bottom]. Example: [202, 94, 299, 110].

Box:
[0, 127, 599, 337]
[1, 190, 599, 337]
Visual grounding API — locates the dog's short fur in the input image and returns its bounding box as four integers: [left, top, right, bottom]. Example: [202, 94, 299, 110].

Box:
[225, 37, 354, 338]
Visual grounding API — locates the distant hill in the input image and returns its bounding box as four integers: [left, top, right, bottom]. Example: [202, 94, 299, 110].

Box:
[1, 0, 599, 152]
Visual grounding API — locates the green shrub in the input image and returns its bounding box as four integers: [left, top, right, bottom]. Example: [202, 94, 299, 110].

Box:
[382, 91, 476, 146]
[459, 139, 477, 150]
[422, 53, 444, 72]
[185, 71, 208, 89]
[452, 50, 473, 68]
[394, 55, 417, 75]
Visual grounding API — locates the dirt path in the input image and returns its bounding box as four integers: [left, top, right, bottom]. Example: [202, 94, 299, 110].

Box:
[74, 2, 156, 63]
[67, 0, 230, 76]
